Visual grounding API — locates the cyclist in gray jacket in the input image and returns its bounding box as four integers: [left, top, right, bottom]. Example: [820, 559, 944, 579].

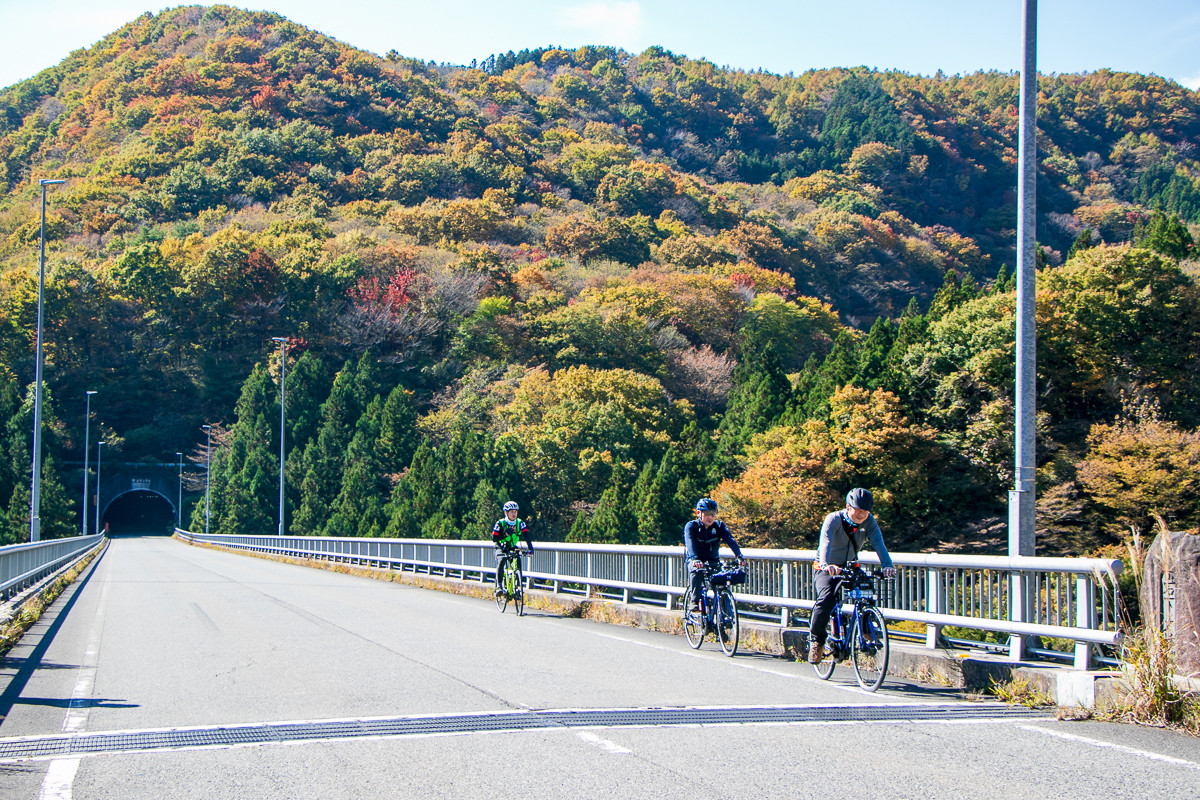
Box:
[808, 488, 895, 663]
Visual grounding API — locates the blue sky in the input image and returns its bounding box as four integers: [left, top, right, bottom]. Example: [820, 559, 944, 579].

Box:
[1, 0, 1198, 91]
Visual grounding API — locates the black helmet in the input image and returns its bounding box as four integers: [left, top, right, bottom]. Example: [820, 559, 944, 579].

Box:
[695, 497, 718, 513]
[845, 488, 873, 512]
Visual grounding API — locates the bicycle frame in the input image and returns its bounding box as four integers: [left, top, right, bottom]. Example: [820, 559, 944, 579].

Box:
[683, 559, 743, 656]
[813, 562, 891, 691]
[494, 549, 530, 615]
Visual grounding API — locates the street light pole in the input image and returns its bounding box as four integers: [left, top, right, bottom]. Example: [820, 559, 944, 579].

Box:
[95, 441, 105, 536]
[30, 178, 66, 543]
[272, 337, 288, 536]
[176, 452, 183, 531]
[1010, 0, 1038, 559]
[82, 390, 96, 536]
[203, 425, 212, 535]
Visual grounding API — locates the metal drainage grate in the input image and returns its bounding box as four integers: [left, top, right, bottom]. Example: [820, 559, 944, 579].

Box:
[0, 703, 1050, 761]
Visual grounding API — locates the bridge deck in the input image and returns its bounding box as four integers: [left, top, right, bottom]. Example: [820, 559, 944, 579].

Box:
[0, 537, 1195, 799]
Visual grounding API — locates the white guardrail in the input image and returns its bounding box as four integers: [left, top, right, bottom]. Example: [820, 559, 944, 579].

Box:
[0, 534, 105, 602]
[176, 531, 1123, 669]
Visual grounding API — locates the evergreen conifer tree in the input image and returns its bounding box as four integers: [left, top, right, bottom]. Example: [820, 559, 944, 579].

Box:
[378, 386, 418, 475]
[855, 316, 896, 389]
[714, 344, 792, 478]
[291, 358, 369, 536]
[590, 467, 631, 543]
[325, 396, 387, 538]
[218, 365, 278, 535]
[566, 510, 590, 543]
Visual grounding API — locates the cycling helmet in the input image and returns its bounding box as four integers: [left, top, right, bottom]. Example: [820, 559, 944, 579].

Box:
[502, 501, 519, 512]
[695, 497, 718, 513]
[845, 488, 873, 512]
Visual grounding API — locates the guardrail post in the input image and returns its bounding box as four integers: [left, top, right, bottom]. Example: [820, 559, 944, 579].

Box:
[925, 568, 942, 648]
[622, 553, 631, 604]
[1074, 575, 1095, 670]
[781, 561, 793, 626]
[1009, 572, 1027, 661]
[553, 550, 562, 594]
[586, 551, 593, 598]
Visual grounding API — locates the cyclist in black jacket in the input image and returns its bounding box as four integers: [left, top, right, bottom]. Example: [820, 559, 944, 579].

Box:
[683, 498, 747, 611]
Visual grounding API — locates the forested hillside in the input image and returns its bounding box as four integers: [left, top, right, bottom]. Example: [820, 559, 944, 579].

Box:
[1, 5, 1198, 553]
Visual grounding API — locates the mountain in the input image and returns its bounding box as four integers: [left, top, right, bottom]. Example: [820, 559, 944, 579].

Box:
[0, 5, 1197, 552]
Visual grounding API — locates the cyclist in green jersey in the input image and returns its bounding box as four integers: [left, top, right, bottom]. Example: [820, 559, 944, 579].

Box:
[492, 501, 533, 592]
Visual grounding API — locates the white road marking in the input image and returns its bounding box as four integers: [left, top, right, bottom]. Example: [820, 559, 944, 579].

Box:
[1018, 725, 1200, 771]
[576, 730, 631, 754]
[38, 571, 110, 799]
[36, 758, 79, 800]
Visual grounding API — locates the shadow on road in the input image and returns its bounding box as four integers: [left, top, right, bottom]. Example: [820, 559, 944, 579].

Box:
[0, 547, 106, 727]
[15, 697, 139, 710]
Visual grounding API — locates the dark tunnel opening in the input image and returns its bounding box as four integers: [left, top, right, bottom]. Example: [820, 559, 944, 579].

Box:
[102, 490, 175, 536]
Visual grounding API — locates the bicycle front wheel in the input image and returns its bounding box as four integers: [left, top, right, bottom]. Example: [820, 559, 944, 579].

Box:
[851, 606, 890, 692]
[513, 566, 526, 616]
[716, 587, 739, 657]
[682, 588, 704, 649]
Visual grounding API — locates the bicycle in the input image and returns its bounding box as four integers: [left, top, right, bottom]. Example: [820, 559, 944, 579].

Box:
[682, 559, 745, 656]
[811, 561, 892, 691]
[494, 548, 531, 615]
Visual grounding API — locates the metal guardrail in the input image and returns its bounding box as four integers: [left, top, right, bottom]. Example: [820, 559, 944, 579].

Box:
[0, 534, 105, 602]
[176, 531, 1123, 669]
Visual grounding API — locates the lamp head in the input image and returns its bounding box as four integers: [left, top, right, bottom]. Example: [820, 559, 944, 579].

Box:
[86, 390, 97, 396]
[39, 179, 66, 186]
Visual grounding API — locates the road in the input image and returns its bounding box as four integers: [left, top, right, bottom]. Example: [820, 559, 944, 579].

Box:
[0, 536, 1196, 799]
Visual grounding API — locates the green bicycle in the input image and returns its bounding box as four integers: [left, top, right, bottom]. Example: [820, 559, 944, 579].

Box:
[494, 548, 530, 615]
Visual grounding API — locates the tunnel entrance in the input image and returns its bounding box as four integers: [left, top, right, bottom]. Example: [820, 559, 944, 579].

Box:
[102, 490, 176, 536]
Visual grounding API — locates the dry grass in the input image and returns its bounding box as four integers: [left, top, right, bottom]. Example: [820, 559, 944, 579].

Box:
[0, 542, 106, 658]
[986, 675, 1055, 707]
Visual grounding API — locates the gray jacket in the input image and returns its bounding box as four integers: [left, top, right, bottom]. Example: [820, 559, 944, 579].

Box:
[816, 510, 893, 569]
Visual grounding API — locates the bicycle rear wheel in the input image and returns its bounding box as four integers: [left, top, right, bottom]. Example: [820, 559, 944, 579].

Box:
[494, 559, 512, 613]
[812, 635, 837, 679]
[716, 587, 739, 657]
[682, 587, 704, 649]
[850, 606, 890, 692]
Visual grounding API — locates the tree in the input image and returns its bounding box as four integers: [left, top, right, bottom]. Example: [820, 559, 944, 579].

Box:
[325, 396, 388, 538]
[717, 386, 941, 548]
[714, 344, 793, 476]
[218, 365, 278, 535]
[1078, 400, 1200, 537]
[589, 467, 631, 543]
[1135, 210, 1195, 262]
[291, 355, 375, 536]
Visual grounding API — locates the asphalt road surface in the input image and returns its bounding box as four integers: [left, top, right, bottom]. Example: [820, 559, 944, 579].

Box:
[0, 536, 1196, 799]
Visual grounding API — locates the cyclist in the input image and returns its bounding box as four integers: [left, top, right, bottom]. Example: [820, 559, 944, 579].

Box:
[809, 488, 896, 663]
[492, 500, 533, 594]
[683, 498, 747, 611]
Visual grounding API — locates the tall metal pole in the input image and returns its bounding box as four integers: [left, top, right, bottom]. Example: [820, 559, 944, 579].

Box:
[176, 452, 183, 531]
[31, 178, 66, 542]
[272, 337, 287, 536]
[203, 425, 212, 535]
[1010, 0, 1038, 559]
[1007, 0, 1039, 664]
[81, 390, 96, 536]
[94, 441, 105, 536]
